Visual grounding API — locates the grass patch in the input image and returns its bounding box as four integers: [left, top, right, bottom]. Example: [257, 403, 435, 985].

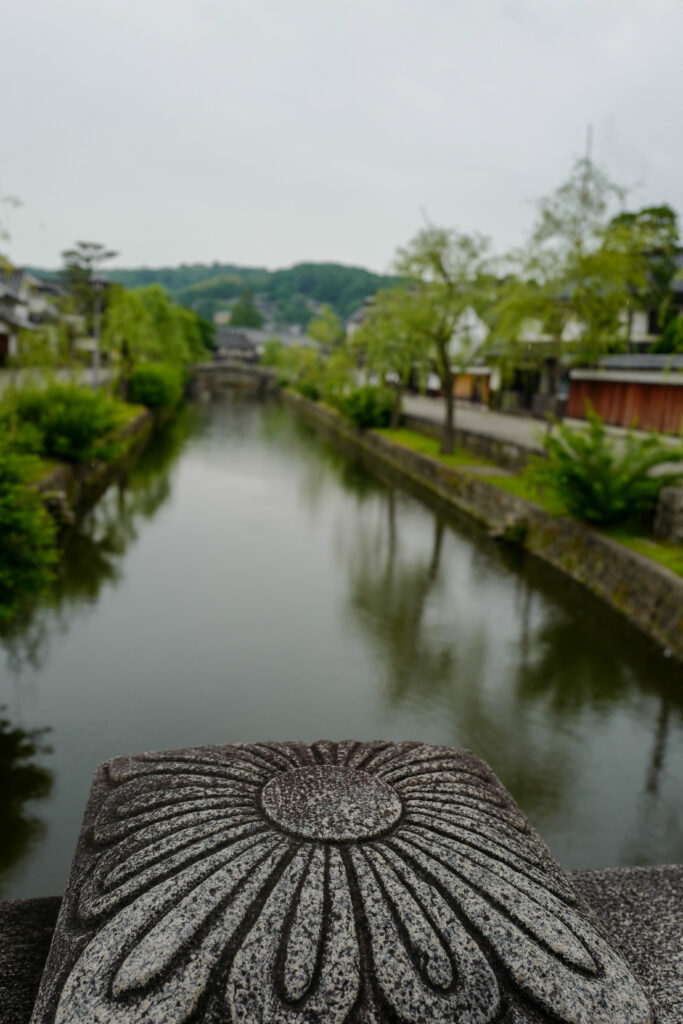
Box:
[26, 458, 63, 484]
[477, 473, 566, 515]
[377, 424, 682, 578]
[377, 428, 496, 469]
[608, 531, 683, 577]
[120, 402, 147, 423]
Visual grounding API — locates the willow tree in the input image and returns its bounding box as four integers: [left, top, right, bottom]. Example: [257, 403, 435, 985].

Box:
[395, 228, 490, 453]
[353, 287, 433, 428]
[491, 159, 647, 406]
[307, 304, 345, 348]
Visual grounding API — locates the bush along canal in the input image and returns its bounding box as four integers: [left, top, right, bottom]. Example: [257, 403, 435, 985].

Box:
[0, 371, 185, 626]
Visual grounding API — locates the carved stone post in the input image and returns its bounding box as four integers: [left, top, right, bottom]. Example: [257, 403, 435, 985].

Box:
[30, 741, 652, 1023]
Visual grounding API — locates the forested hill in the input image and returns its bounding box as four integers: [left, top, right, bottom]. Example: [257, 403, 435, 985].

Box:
[103, 261, 399, 325]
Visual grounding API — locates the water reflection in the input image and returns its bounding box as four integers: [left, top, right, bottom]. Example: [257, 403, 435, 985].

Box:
[341, 488, 576, 821]
[0, 410, 194, 676]
[333, 442, 683, 851]
[0, 710, 52, 882]
[347, 492, 453, 699]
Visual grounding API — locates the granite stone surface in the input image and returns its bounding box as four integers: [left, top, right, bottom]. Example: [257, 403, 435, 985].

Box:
[0, 897, 61, 1024]
[28, 741, 656, 1023]
[572, 866, 682, 1024]
[4, 868, 681, 1024]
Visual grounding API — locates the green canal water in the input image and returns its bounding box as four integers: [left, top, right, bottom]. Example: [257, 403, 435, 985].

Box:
[1, 396, 682, 898]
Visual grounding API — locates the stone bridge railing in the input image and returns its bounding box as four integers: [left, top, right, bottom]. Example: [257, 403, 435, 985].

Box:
[28, 741, 659, 1024]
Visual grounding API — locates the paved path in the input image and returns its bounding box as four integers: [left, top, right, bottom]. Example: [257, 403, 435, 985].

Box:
[0, 367, 114, 397]
[402, 395, 681, 452]
[403, 395, 545, 450]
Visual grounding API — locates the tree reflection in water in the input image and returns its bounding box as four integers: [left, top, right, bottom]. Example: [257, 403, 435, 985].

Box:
[347, 489, 453, 698]
[341, 484, 577, 824]
[0, 710, 52, 887]
[339, 466, 683, 854]
[0, 408, 194, 677]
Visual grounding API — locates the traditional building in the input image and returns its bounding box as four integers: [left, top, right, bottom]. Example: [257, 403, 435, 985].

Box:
[567, 354, 683, 434]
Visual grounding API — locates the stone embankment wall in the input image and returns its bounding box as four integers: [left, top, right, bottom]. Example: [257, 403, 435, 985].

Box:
[284, 391, 683, 660]
[405, 410, 679, 543]
[402, 412, 538, 471]
[655, 487, 683, 544]
[34, 409, 154, 526]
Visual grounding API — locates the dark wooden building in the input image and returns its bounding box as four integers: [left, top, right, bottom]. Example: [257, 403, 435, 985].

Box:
[567, 356, 683, 434]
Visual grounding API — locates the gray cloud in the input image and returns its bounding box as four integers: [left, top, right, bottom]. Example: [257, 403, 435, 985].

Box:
[3, 0, 682, 271]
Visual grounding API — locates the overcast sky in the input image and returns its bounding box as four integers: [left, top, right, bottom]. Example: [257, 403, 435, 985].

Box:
[2, 0, 681, 272]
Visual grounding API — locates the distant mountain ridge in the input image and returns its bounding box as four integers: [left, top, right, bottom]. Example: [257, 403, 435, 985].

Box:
[25, 261, 399, 327]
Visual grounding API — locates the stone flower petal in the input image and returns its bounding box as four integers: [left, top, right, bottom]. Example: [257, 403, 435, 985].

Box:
[228, 846, 360, 1023]
[390, 833, 651, 1024]
[280, 845, 325, 1001]
[351, 845, 500, 1023]
[57, 836, 288, 1023]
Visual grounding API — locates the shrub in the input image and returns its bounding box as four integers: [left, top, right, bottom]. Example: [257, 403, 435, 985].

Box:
[260, 338, 285, 367]
[128, 363, 184, 409]
[294, 379, 321, 401]
[531, 406, 683, 526]
[5, 383, 126, 463]
[0, 448, 57, 623]
[339, 386, 395, 430]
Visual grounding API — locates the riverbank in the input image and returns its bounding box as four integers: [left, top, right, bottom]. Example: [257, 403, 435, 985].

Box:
[31, 406, 156, 527]
[283, 389, 683, 660]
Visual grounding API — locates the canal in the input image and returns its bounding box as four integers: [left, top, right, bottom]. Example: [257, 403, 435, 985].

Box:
[1, 396, 682, 898]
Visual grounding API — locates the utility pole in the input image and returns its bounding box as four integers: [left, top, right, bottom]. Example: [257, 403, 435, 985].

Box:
[91, 276, 105, 389]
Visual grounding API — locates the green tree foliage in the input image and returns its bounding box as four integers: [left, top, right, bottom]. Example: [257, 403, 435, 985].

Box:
[274, 345, 323, 399]
[103, 285, 212, 372]
[175, 307, 214, 361]
[354, 287, 433, 427]
[307, 304, 345, 347]
[229, 288, 264, 328]
[101, 262, 399, 325]
[260, 337, 285, 366]
[320, 347, 355, 405]
[396, 227, 491, 452]
[13, 325, 62, 369]
[128, 364, 184, 409]
[607, 204, 680, 332]
[266, 264, 398, 321]
[339, 386, 395, 429]
[277, 295, 313, 328]
[492, 160, 644, 393]
[60, 240, 117, 323]
[102, 286, 157, 363]
[135, 285, 194, 363]
[273, 340, 356, 405]
[2, 383, 128, 463]
[652, 315, 683, 354]
[175, 276, 244, 319]
[0, 448, 57, 623]
[530, 407, 683, 525]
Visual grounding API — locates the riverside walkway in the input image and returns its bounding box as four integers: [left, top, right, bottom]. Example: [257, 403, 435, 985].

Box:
[402, 394, 681, 451]
[403, 394, 545, 451]
[0, 367, 115, 396]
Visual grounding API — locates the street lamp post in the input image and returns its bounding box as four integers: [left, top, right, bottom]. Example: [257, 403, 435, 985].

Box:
[91, 276, 106, 389]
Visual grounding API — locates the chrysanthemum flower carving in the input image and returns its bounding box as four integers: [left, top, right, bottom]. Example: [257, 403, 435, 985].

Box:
[46, 741, 652, 1024]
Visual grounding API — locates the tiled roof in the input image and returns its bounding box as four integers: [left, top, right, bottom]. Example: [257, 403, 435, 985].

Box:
[215, 327, 257, 351]
[598, 353, 683, 371]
